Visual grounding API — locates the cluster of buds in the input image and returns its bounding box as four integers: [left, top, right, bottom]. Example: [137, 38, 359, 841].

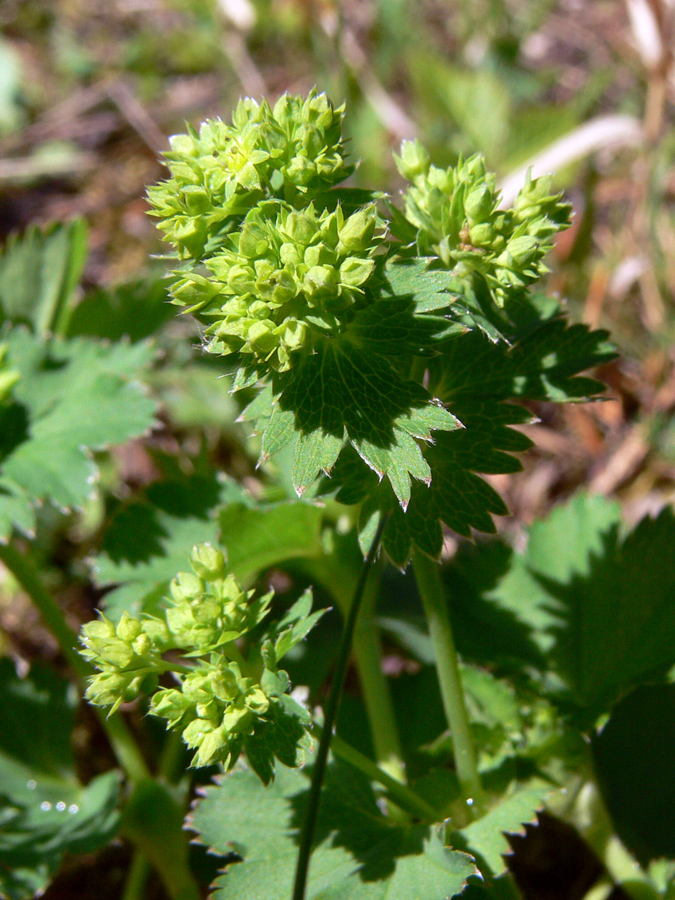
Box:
[166, 543, 273, 650]
[152, 658, 272, 768]
[173, 201, 379, 370]
[0, 344, 19, 404]
[147, 90, 351, 261]
[80, 543, 316, 774]
[147, 89, 383, 376]
[80, 611, 170, 713]
[395, 140, 571, 306]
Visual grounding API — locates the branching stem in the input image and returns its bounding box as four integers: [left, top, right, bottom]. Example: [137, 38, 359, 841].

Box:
[412, 549, 484, 812]
[292, 514, 388, 900]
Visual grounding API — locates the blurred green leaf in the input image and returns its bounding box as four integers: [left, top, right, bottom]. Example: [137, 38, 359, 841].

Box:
[67, 278, 174, 343]
[0, 328, 156, 539]
[487, 495, 675, 723]
[0, 219, 88, 337]
[0, 660, 121, 899]
[593, 683, 675, 865]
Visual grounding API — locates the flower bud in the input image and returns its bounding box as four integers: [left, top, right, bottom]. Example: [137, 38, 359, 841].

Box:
[170, 572, 204, 604]
[190, 543, 227, 581]
[395, 140, 430, 181]
[116, 612, 143, 642]
[465, 183, 494, 222]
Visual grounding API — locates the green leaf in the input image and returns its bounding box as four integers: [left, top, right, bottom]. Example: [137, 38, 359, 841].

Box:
[189, 759, 476, 900]
[0, 660, 120, 899]
[486, 494, 675, 723]
[93, 472, 243, 618]
[0, 329, 156, 540]
[274, 590, 327, 660]
[66, 277, 175, 343]
[219, 499, 325, 583]
[329, 307, 613, 566]
[276, 336, 460, 509]
[450, 786, 549, 877]
[593, 683, 675, 866]
[0, 219, 88, 337]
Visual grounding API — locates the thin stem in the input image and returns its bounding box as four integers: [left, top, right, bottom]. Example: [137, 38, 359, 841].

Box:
[121, 733, 188, 900]
[0, 540, 151, 782]
[351, 562, 406, 783]
[302, 550, 406, 784]
[121, 853, 150, 900]
[327, 731, 437, 822]
[292, 514, 388, 900]
[412, 549, 483, 811]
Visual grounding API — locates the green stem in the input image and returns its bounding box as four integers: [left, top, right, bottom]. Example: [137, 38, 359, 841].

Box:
[121, 733, 188, 900]
[412, 549, 483, 811]
[0, 540, 150, 783]
[351, 569, 406, 783]
[327, 732, 437, 821]
[303, 550, 406, 784]
[121, 853, 149, 900]
[292, 515, 388, 900]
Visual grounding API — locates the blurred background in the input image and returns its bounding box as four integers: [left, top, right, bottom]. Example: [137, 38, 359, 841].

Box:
[1, 0, 675, 534]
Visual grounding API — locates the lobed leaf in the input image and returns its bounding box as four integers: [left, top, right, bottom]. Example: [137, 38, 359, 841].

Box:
[189, 758, 476, 900]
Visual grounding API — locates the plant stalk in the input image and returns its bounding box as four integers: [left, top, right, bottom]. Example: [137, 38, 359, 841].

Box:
[292, 514, 388, 900]
[412, 549, 483, 811]
[327, 732, 436, 821]
[302, 549, 406, 784]
[351, 563, 406, 783]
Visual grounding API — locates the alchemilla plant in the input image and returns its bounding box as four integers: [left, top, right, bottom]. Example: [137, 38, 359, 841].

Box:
[61, 89, 629, 900]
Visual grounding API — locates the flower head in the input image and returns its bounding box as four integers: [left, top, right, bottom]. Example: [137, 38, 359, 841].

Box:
[173, 201, 379, 370]
[147, 89, 352, 261]
[394, 141, 572, 306]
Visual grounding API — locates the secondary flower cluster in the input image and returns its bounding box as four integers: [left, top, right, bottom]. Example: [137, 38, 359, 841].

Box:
[147, 90, 351, 261]
[395, 140, 571, 306]
[80, 543, 314, 771]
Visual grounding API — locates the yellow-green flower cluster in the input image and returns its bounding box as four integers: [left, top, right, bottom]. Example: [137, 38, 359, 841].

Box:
[80, 611, 170, 713]
[395, 140, 571, 306]
[79, 543, 314, 773]
[166, 544, 273, 651]
[152, 659, 271, 768]
[174, 201, 378, 371]
[147, 90, 351, 261]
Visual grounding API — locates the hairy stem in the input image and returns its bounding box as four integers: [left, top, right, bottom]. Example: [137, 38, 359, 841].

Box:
[292, 515, 388, 900]
[327, 732, 436, 821]
[412, 549, 483, 811]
